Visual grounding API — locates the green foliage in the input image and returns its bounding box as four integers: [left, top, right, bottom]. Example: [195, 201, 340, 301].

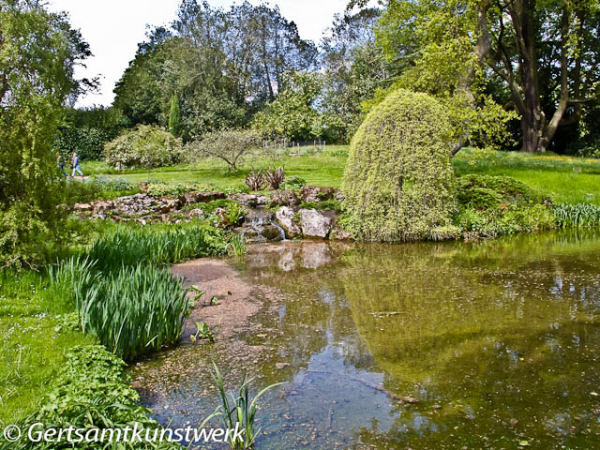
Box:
[299, 200, 342, 213]
[54, 126, 113, 161]
[211, 363, 282, 450]
[253, 72, 343, 142]
[168, 94, 182, 138]
[104, 125, 184, 170]
[3, 345, 178, 449]
[457, 204, 557, 238]
[281, 176, 306, 190]
[193, 322, 215, 343]
[146, 181, 212, 197]
[342, 89, 456, 242]
[0, 1, 91, 268]
[553, 204, 600, 228]
[88, 223, 229, 272]
[226, 234, 247, 257]
[185, 129, 263, 171]
[457, 175, 550, 210]
[81, 265, 189, 360]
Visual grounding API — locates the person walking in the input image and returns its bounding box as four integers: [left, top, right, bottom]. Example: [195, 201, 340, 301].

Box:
[57, 152, 69, 177]
[71, 152, 84, 177]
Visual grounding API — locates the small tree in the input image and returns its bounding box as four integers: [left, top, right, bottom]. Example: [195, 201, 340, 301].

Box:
[168, 94, 182, 138]
[185, 130, 262, 171]
[342, 89, 456, 242]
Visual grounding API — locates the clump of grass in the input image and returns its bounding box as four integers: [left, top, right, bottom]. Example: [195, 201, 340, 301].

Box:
[52, 258, 190, 360]
[227, 234, 247, 256]
[211, 363, 282, 450]
[245, 170, 265, 191]
[265, 166, 285, 190]
[88, 222, 228, 272]
[553, 204, 600, 228]
[299, 199, 342, 213]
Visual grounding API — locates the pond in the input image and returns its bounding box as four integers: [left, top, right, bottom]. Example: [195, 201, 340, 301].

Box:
[131, 231, 600, 449]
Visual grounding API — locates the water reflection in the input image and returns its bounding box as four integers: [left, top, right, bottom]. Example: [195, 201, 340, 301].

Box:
[133, 231, 600, 449]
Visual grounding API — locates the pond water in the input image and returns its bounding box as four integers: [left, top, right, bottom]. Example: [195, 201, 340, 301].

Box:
[132, 231, 600, 449]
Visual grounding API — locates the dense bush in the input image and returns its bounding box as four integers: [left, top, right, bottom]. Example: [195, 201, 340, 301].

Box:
[104, 125, 184, 170]
[54, 126, 113, 161]
[457, 174, 550, 210]
[342, 89, 456, 242]
[3, 346, 178, 449]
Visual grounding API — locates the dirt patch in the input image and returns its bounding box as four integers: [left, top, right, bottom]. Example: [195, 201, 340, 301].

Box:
[172, 258, 261, 341]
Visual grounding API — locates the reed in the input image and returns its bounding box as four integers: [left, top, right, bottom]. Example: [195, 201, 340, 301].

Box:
[211, 363, 282, 450]
[88, 223, 228, 272]
[553, 204, 600, 228]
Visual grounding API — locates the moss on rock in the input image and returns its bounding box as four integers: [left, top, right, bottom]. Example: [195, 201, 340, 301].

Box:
[342, 89, 456, 242]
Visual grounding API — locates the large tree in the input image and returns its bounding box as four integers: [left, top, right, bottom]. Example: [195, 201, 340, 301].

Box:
[0, 0, 91, 266]
[374, 0, 600, 153]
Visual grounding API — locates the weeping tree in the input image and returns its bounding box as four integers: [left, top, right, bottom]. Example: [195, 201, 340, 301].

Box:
[0, 0, 91, 267]
[342, 89, 456, 242]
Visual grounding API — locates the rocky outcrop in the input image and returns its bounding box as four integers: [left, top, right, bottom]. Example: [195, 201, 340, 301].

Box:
[228, 193, 268, 208]
[299, 209, 336, 238]
[300, 186, 337, 203]
[269, 190, 301, 208]
[275, 207, 301, 239]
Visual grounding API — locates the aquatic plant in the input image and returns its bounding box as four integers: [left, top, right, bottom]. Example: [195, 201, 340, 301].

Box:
[191, 322, 215, 343]
[227, 234, 247, 256]
[553, 203, 600, 228]
[88, 223, 228, 271]
[79, 265, 190, 360]
[211, 363, 282, 450]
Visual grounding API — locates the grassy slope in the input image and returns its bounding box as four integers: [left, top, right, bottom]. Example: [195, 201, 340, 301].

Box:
[89, 146, 600, 205]
[0, 271, 95, 425]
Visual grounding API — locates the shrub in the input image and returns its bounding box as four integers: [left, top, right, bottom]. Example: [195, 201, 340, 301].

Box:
[5, 345, 178, 449]
[457, 174, 549, 209]
[299, 199, 342, 213]
[265, 166, 285, 190]
[185, 129, 262, 171]
[104, 125, 183, 170]
[54, 126, 113, 161]
[281, 176, 306, 190]
[342, 89, 456, 242]
[245, 170, 266, 191]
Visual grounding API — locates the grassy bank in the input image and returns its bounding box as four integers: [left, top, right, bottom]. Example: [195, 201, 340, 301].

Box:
[86, 147, 600, 206]
[0, 271, 95, 424]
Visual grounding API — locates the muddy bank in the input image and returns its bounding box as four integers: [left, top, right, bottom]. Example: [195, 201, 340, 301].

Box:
[172, 258, 260, 341]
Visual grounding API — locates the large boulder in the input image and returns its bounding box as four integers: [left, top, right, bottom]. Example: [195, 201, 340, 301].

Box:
[275, 207, 302, 239]
[299, 209, 336, 239]
[229, 193, 268, 208]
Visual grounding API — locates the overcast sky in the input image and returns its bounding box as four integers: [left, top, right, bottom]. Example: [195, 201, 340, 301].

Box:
[46, 0, 366, 108]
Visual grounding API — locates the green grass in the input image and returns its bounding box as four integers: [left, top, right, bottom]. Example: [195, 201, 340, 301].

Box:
[0, 271, 95, 425]
[87, 146, 600, 206]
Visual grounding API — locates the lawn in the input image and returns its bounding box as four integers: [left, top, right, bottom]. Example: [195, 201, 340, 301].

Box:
[0, 271, 95, 425]
[87, 146, 600, 206]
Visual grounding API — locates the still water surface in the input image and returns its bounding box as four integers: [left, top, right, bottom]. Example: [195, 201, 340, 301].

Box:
[133, 231, 600, 449]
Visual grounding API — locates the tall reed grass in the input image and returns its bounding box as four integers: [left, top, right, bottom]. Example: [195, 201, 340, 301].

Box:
[553, 204, 600, 228]
[51, 257, 189, 360]
[88, 223, 229, 272]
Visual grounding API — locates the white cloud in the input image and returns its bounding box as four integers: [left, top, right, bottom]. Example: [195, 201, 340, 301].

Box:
[47, 0, 371, 108]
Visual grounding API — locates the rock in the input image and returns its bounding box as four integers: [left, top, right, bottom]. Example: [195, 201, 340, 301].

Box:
[275, 207, 302, 239]
[187, 209, 204, 220]
[299, 209, 335, 238]
[229, 193, 268, 208]
[244, 209, 274, 226]
[329, 222, 352, 241]
[300, 185, 336, 203]
[160, 197, 181, 213]
[91, 212, 107, 220]
[275, 363, 290, 370]
[94, 200, 114, 211]
[261, 225, 285, 242]
[269, 190, 301, 208]
[74, 203, 93, 212]
[181, 191, 226, 205]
